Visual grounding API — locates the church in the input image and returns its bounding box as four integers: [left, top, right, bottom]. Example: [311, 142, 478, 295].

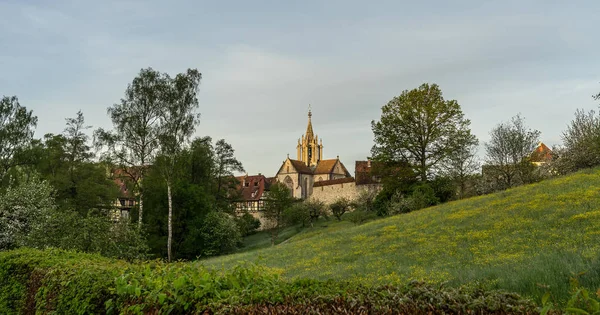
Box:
[274, 109, 353, 199]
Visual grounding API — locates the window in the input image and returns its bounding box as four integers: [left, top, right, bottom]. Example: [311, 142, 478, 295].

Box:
[119, 199, 125, 206]
[244, 182, 249, 187]
[254, 181, 258, 186]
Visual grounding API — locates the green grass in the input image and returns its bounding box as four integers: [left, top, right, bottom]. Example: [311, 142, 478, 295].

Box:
[203, 167, 600, 305]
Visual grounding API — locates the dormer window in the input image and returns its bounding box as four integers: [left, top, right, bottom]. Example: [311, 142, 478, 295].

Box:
[245, 182, 249, 187]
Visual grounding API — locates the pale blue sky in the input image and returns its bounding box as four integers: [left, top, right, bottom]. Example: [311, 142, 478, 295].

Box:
[1, 0, 598, 175]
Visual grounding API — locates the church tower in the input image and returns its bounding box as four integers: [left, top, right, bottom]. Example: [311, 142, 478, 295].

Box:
[297, 108, 323, 167]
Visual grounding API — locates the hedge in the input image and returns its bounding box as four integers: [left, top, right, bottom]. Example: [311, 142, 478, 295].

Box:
[0, 248, 540, 314]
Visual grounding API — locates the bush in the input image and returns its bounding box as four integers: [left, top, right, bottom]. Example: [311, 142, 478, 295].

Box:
[235, 211, 261, 236]
[0, 248, 539, 314]
[345, 209, 377, 226]
[283, 200, 327, 228]
[0, 176, 55, 250]
[199, 211, 241, 257]
[26, 208, 149, 261]
[329, 197, 351, 221]
[388, 183, 439, 215]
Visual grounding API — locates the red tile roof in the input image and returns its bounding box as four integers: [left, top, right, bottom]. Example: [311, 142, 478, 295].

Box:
[236, 174, 269, 201]
[313, 177, 355, 187]
[532, 142, 552, 162]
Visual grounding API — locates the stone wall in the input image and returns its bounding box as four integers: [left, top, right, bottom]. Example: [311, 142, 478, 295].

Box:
[309, 182, 381, 205]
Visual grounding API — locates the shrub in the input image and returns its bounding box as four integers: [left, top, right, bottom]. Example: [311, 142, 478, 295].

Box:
[283, 200, 326, 228]
[26, 208, 149, 261]
[345, 209, 377, 226]
[199, 211, 241, 257]
[329, 197, 351, 221]
[235, 211, 261, 236]
[0, 176, 55, 250]
[0, 248, 539, 314]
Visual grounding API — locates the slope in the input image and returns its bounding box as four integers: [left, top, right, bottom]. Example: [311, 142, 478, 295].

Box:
[203, 167, 600, 302]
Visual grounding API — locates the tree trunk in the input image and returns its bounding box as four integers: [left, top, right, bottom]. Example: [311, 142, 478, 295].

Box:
[138, 189, 144, 228]
[167, 181, 173, 262]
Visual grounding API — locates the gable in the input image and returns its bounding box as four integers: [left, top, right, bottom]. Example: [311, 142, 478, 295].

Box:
[276, 158, 313, 176]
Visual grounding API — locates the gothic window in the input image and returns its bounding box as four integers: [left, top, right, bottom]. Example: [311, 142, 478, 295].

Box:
[284, 176, 294, 197]
[308, 146, 312, 162]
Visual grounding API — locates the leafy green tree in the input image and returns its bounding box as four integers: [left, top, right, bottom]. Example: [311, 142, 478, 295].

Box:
[157, 68, 202, 262]
[263, 182, 294, 246]
[95, 68, 167, 228]
[0, 175, 55, 250]
[35, 112, 118, 213]
[198, 211, 241, 256]
[371, 83, 477, 182]
[214, 139, 245, 205]
[485, 114, 541, 189]
[0, 96, 38, 183]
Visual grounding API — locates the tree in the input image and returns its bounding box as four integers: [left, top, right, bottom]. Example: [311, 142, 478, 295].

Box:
[214, 139, 245, 203]
[0, 96, 38, 183]
[442, 141, 480, 199]
[560, 109, 600, 172]
[94, 68, 167, 228]
[33, 112, 118, 213]
[157, 69, 202, 262]
[485, 114, 541, 189]
[0, 175, 55, 250]
[371, 83, 477, 182]
[330, 197, 351, 221]
[263, 182, 294, 246]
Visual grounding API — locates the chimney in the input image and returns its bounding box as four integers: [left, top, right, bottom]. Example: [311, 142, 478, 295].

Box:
[367, 159, 371, 168]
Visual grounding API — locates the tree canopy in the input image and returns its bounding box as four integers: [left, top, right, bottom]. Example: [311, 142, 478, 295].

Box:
[371, 83, 477, 182]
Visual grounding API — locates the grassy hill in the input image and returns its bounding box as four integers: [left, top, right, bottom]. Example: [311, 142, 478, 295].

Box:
[204, 167, 600, 304]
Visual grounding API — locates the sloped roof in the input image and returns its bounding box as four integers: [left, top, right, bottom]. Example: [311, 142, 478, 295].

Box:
[289, 159, 313, 174]
[313, 177, 355, 187]
[314, 159, 338, 174]
[236, 174, 269, 201]
[531, 142, 552, 162]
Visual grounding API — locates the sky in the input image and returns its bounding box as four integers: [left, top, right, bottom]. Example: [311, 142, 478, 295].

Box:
[1, 0, 599, 176]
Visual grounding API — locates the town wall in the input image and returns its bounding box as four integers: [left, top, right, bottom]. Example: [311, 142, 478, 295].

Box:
[309, 182, 381, 205]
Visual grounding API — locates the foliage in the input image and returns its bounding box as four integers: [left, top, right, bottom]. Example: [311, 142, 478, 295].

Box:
[205, 167, 600, 307]
[388, 183, 439, 215]
[34, 112, 119, 213]
[0, 96, 38, 183]
[235, 211, 261, 236]
[371, 83, 477, 181]
[94, 68, 167, 226]
[329, 197, 351, 221]
[284, 199, 327, 228]
[214, 139, 245, 205]
[0, 175, 55, 250]
[25, 208, 148, 261]
[199, 212, 242, 257]
[0, 248, 538, 314]
[263, 183, 295, 246]
[442, 141, 480, 199]
[484, 114, 541, 190]
[559, 108, 600, 173]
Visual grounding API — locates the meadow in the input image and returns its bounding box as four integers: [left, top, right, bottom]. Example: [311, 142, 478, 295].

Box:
[203, 167, 600, 305]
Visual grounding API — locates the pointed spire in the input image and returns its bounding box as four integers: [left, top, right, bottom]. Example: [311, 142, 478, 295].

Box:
[305, 105, 314, 140]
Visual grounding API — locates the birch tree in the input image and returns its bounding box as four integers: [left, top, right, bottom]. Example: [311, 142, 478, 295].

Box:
[94, 68, 166, 227]
[158, 69, 201, 262]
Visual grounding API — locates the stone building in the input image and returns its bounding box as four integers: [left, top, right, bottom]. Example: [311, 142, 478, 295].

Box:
[274, 109, 353, 199]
